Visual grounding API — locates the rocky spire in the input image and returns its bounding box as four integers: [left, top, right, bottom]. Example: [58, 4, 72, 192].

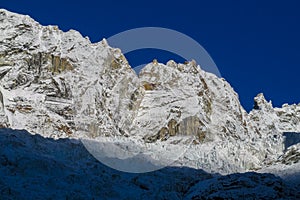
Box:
[253, 93, 273, 111]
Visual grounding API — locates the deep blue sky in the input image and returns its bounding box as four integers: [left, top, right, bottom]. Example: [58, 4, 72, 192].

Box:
[1, 0, 300, 111]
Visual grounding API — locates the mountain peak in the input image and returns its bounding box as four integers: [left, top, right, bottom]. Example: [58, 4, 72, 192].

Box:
[0, 9, 299, 174]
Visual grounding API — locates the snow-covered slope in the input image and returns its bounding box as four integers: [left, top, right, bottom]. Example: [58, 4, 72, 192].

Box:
[0, 8, 300, 198]
[1, 128, 299, 199]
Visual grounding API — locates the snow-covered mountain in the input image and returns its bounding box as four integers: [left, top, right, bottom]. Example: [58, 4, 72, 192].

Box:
[0, 9, 299, 199]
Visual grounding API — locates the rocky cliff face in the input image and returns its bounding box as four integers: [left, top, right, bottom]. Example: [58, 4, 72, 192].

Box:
[0, 9, 142, 139]
[0, 9, 300, 174]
